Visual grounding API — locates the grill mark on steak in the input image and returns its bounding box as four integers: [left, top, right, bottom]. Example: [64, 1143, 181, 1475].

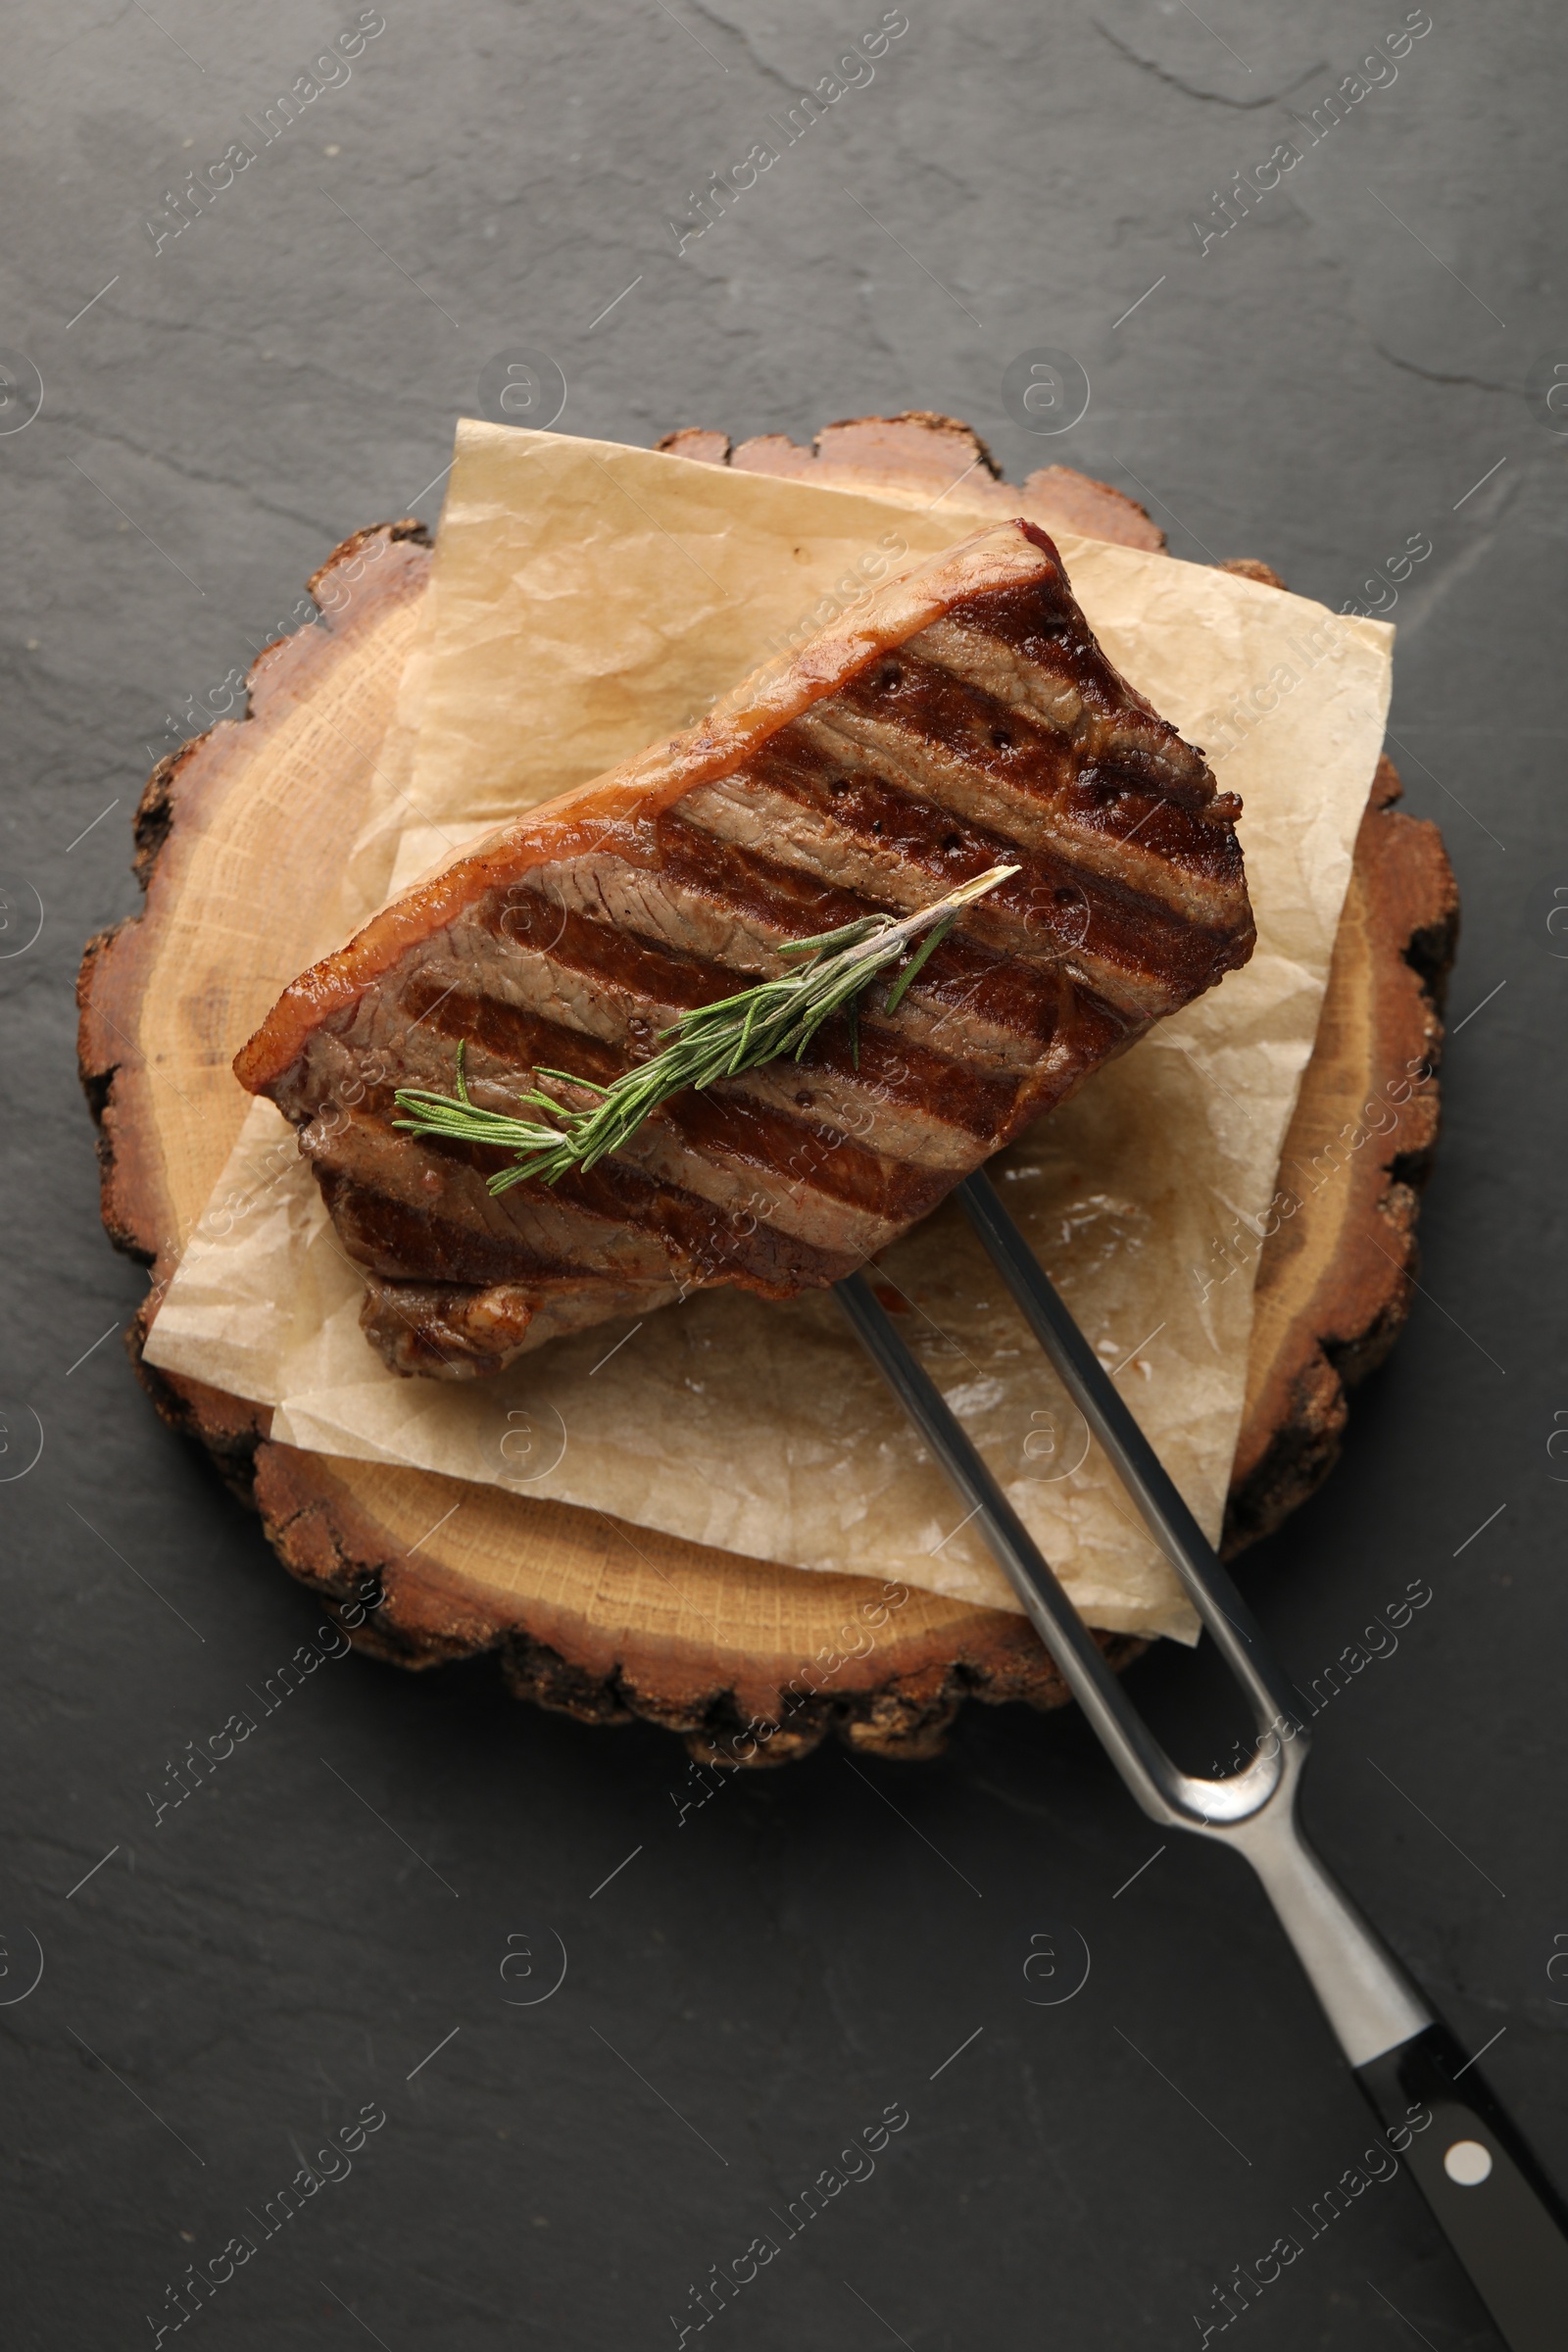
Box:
[464, 887, 1062, 1078]
[910, 591, 1215, 802]
[313, 1116, 679, 1285]
[473, 892, 752, 1013]
[801, 687, 1246, 920]
[807, 658, 1241, 883]
[326, 972, 1007, 1232]
[237, 517, 1255, 1377]
[407, 978, 1025, 1164]
[680, 735, 1242, 1019]
[572, 816, 1081, 1020]
[510, 834, 1077, 1060]
[317, 1109, 860, 1293]
[657, 1088, 953, 1223]
[402, 973, 629, 1089]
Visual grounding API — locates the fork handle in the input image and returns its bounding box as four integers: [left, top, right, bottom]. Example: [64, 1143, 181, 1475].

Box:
[1354, 2022, 1568, 2348]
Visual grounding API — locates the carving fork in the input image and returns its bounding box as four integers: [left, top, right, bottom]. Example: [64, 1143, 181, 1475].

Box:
[837, 1168, 1568, 2349]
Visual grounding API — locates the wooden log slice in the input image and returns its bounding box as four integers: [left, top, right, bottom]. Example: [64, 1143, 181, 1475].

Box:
[656, 411, 1166, 551]
[75, 417, 1457, 1764]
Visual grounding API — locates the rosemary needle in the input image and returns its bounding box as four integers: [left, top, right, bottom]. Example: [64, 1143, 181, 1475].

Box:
[392, 863, 1018, 1194]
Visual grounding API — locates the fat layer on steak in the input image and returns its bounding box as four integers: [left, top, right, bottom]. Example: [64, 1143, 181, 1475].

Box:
[235, 519, 1254, 1378]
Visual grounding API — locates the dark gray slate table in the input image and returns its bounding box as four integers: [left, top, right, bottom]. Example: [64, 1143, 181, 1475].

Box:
[3, 3, 1563, 2344]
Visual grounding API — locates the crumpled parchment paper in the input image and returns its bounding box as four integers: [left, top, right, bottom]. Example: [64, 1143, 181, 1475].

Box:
[146, 422, 1393, 1641]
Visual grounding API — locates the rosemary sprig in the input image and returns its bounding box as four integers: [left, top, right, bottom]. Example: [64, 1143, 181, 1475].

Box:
[391, 862, 1018, 1194]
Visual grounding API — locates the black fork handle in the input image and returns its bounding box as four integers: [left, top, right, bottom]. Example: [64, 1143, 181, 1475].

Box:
[1355, 2024, 1568, 2350]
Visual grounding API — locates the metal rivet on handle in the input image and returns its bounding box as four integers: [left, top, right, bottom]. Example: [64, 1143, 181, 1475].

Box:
[1444, 2139, 1494, 2186]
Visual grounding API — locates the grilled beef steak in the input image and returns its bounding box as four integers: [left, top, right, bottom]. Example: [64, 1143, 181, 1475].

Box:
[235, 519, 1254, 1377]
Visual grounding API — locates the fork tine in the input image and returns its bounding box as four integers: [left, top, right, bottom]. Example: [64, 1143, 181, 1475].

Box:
[835, 1269, 1282, 1830]
[955, 1170, 1298, 1729]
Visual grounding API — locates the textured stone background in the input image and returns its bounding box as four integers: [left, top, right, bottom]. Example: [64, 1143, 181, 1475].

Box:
[3, 3, 1564, 2345]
